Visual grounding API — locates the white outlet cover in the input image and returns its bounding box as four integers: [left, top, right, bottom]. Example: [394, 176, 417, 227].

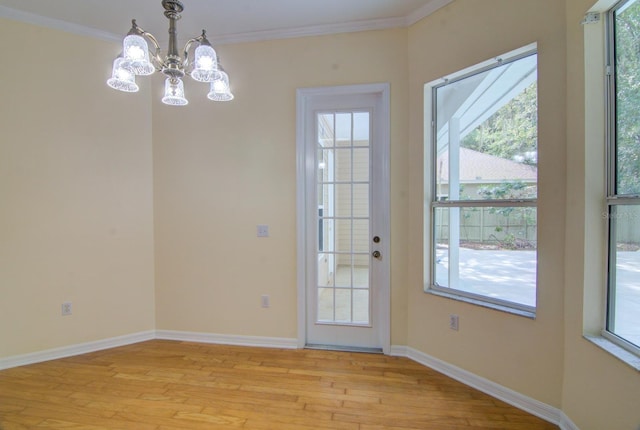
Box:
[257, 225, 269, 237]
[449, 314, 459, 331]
[62, 302, 72, 316]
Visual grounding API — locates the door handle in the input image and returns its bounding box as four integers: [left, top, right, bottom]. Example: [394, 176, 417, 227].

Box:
[372, 250, 381, 259]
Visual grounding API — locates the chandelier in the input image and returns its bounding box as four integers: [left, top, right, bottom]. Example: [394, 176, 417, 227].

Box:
[107, 0, 233, 106]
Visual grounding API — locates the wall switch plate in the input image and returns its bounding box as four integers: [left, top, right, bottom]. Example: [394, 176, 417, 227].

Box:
[62, 302, 72, 316]
[257, 225, 269, 237]
[261, 295, 270, 308]
[449, 314, 459, 331]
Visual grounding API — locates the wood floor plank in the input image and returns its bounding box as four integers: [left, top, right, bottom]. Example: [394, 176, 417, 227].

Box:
[0, 412, 45, 429]
[0, 340, 558, 429]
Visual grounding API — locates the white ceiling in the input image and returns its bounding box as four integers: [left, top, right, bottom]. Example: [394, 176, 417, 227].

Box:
[0, 0, 452, 45]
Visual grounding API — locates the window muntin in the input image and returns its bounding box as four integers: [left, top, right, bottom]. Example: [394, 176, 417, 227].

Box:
[606, 0, 640, 353]
[428, 49, 538, 313]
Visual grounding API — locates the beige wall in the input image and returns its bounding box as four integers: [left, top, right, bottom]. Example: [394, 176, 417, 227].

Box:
[0, 19, 156, 357]
[152, 29, 410, 342]
[407, 0, 566, 408]
[2, 2, 640, 428]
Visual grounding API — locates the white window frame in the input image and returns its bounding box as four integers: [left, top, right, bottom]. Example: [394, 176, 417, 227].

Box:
[603, 0, 640, 356]
[424, 44, 538, 317]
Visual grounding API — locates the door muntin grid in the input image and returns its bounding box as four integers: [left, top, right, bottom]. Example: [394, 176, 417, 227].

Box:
[316, 111, 372, 326]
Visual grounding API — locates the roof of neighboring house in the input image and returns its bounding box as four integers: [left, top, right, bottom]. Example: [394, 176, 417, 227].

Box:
[437, 147, 537, 183]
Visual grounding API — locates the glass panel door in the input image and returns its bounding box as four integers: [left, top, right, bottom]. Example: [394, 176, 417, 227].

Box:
[316, 111, 371, 325]
[299, 84, 389, 352]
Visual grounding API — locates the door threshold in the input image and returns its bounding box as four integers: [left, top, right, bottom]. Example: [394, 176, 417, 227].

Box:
[305, 344, 383, 354]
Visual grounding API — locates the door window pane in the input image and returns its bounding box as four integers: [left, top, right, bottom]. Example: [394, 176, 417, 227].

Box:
[353, 289, 370, 324]
[353, 184, 369, 217]
[317, 288, 334, 321]
[353, 112, 370, 146]
[334, 289, 352, 322]
[335, 184, 351, 217]
[319, 219, 334, 252]
[353, 148, 370, 182]
[353, 219, 369, 253]
[334, 149, 352, 182]
[335, 113, 352, 147]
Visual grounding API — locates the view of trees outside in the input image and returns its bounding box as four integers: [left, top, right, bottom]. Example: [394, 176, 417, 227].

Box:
[462, 82, 538, 168]
[432, 55, 539, 306]
[616, 0, 640, 195]
[608, 0, 640, 348]
[453, 81, 538, 250]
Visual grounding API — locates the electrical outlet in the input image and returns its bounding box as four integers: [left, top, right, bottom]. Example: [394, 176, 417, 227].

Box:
[449, 314, 459, 331]
[257, 225, 269, 237]
[62, 302, 73, 316]
[261, 295, 270, 308]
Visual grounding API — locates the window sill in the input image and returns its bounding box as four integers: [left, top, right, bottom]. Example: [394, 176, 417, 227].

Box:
[425, 288, 536, 319]
[584, 335, 640, 372]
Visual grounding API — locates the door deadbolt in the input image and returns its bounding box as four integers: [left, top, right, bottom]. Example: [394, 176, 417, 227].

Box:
[372, 250, 381, 259]
[373, 236, 380, 243]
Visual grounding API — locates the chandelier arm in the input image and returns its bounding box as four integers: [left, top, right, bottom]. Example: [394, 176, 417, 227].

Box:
[140, 31, 164, 70]
[182, 37, 202, 70]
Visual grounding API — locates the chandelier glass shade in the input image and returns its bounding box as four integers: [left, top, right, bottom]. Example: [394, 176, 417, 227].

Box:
[162, 77, 188, 106]
[107, 0, 233, 106]
[107, 57, 139, 92]
[207, 70, 234, 101]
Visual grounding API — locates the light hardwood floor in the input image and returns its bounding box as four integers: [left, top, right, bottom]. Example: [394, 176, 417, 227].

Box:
[0, 340, 558, 429]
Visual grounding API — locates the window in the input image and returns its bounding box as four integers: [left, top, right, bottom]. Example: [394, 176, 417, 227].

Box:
[605, 0, 640, 354]
[426, 45, 538, 314]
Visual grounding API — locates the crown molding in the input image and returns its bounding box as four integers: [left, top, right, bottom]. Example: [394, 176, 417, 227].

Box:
[406, 0, 454, 26]
[0, 0, 454, 46]
[211, 16, 406, 45]
[0, 5, 120, 43]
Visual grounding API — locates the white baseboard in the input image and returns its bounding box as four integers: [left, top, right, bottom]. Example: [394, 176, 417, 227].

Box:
[0, 330, 155, 370]
[0, 330, 298, 371]
[390, 345, 573, 428]
[559, 412, 581, 430]
[389, 344, 410, 357]
[155, 330, 299, 349]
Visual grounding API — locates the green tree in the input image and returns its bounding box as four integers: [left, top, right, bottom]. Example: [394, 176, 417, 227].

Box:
[462, 82, 538, 166]
[615, 1, 640, 195]
[478, 180, 537, 250]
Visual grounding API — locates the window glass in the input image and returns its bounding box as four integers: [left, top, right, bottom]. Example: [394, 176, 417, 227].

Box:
[428, 49, 538, 312]
[607, 0, 640, 352]
[614, 0, 640, 195]
[435, 57, 538, 202]
[607, 205, 640, 348]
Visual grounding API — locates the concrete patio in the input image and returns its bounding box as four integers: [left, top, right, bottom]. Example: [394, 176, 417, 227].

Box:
[436, 247, 640, 346]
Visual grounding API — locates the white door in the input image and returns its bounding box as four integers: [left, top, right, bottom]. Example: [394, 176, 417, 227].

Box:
[296, 84, 390, 353]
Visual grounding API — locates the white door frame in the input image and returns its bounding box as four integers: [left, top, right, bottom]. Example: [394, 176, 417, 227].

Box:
[296, 83, 390, 354]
